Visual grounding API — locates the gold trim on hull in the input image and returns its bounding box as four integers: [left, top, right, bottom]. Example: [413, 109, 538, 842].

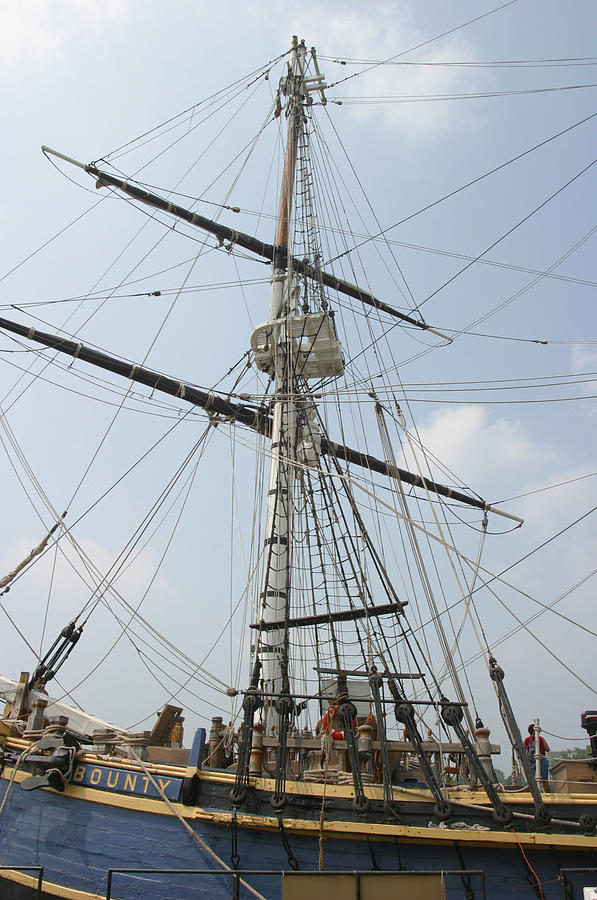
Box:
[3, 765, 597, 851]
[0, 867, 103, 900]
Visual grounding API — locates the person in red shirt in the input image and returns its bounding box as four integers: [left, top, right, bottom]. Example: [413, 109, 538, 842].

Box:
[322, 703, 357, 740]
[524, 724, 550, 789]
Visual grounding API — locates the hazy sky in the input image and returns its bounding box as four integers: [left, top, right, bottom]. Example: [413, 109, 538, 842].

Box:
[1, 0, 596, 764]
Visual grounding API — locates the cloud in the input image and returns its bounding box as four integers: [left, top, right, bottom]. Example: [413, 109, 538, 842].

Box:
[0, 0, 131, 80]
[270, 1, 483, 135]
[1, 533, 176, 670]
[570, 343, 597, 396]
[411, 405, 552, 490]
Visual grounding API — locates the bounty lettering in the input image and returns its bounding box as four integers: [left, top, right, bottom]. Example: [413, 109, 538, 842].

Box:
[123, 772, 138, 792]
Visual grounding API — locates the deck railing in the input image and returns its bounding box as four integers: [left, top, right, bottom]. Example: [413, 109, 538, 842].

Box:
[105, 867, 487, 899]
[0, 865, 44, 899]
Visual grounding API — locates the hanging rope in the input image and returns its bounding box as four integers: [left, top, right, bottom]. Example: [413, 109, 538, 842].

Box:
[130, 750, 267, 900]
[0, 516, 65, 593]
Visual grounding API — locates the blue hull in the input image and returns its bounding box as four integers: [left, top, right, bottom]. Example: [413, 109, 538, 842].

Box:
[1, 775, 595, 899]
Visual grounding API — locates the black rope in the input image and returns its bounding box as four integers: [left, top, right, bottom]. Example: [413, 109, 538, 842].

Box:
[230, 806, 240, 870]
[230, 660, 262, 805]
[271, 695, 293, 809]
[366, 836, 380, 870]
[560, 872, 574, 900]
[337, 678, 369, 814]
[453, 842, 475, 900]
[441, 699, 512, 825]
[278, 816, 299, 870]
[519, 849, 543, 899]
[489, 656, 551, 826]
[393, 836, 405, 871]
[389, 680, 452, 820]
[370, 670, 399, 817]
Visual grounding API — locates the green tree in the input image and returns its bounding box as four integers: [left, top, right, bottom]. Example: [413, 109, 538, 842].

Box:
[557, 745, 590, 760]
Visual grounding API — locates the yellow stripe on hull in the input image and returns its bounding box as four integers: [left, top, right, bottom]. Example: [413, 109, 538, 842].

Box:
[3, 766, 597, 851]
[0, 867, 103, 900]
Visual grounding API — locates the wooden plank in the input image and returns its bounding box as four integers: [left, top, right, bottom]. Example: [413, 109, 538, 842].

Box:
[149, 704, 183, 746]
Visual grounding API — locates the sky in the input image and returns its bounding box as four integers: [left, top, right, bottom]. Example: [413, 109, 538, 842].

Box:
[1, 0, 596, 769]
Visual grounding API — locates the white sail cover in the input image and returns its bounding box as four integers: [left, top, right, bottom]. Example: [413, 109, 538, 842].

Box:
[0, 676, 129, 739]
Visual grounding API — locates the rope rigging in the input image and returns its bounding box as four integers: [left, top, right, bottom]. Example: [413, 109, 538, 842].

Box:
[1, 36, 595, 845]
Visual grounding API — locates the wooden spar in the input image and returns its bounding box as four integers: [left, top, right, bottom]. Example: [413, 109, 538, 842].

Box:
[249, 601, 406, 632]
[42, 148, 450, 335]
[0, 315, 265, 430]
[0, 313, 497, 514]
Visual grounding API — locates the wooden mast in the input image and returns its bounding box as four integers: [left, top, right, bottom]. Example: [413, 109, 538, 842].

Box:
[259, 37, 305, 716]
[274, 37, 301, 256]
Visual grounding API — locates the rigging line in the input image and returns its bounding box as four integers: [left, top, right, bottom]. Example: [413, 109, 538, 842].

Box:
[0, 605, 84, 709]
[1, 209, 175, 415]
[132, 645, 232, 718]
[285, 451, 597, 637]
[78, 423, 216, 622]
[465, 557, 597, 641]
[322, 56, 597, 69]
[0, 196, 106, 286]
[107, 87, 257, 177]
[442, 331, 594, 344]
[321, 108, 417, 309]
[382, 241, 597, 289]
[3, 323, 252, 413]
[99, 51, 285, 164]
[316, 437, 438, 700]
[52, 433, 216, 703]
[438, 521, 490, 698]
[122, 611, 229, 694]
[542, 730, 591, 742]
[400, 366, 597, 383]
[324, 109, 597, 267]
[482, 572, 597, 696]
[133, 650, 220, 718]
[378, 402, 479, 719]
[124, 77, 272, 205]
[322, 370, 597, 390]
[328, 376, 597, 394]
[3, 276, 271, 309]
[0, 399, 229, 689]
[479, 505, 597, 591]
[83, 186, 593, 292]
[494, 471, 597, 504]
[92, 571, 228, 694]
[0, 411, 67, 555]
[376, 416, 458, 695]
[26, 95, 269, 415]
[458, 566, 597, 676]
[181, 98, 276, 208]
[442, 222, 597, 337]
[332, 83, 597, 104]
[392, 394, 597, 405]
[57, 210, 222, 513]
[350, 219, 597, 380]
[418, 159, 597, 309]
[327, 0, 522, 89]
[39, 541, 58, 659]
